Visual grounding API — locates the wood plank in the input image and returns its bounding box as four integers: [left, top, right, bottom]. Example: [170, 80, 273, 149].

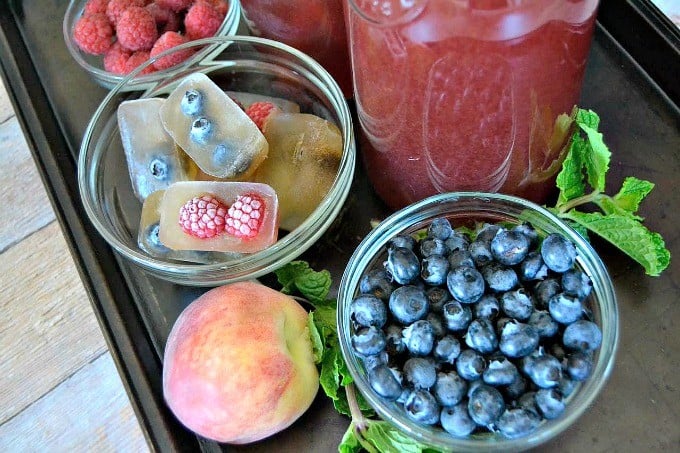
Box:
[0, 352, 149, 452]
[0, 222, 108, 424]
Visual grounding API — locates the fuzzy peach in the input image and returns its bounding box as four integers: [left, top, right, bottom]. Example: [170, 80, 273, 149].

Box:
[162, 280, 319, 444]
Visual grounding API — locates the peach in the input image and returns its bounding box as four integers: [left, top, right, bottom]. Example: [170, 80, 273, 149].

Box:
[162, 281, 319, 444]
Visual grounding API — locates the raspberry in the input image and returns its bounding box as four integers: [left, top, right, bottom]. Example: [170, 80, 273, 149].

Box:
[73, 13, 114, 55]
[146, 2, 181, 33]
[179, 195, 228, 239]
[225, 194, 265, 239]
[83, 0, 110, 16]
[103, 41, 132, 74]
[244, 102, 279, 132]
[116, 6, 158, 51]
[106, 0, 145, 25]
[150, 31, 195, 70]
[208, 0, 229, 16]
[155, 0, 193, 12]
[184, 0, 225, 40]
[125, 50, 157, 75]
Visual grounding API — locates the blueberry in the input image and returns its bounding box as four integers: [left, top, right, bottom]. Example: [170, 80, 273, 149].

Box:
[426, 312, 446, 338]
[465, 318, 498, 354]
[491, 229, 531, 266]
[368, 364, 403, 401]
[535, 388, 565, 419]
[448, 248, 474, 268]
[482, 356, 519, 386]
[466, 379, 484, 398]
[420, 237, 448, 257]
[504, 374, 527, 400]
[426, 286, 451, 312]
[403, 320, 435, 356]
[384, 324, 405, 355]
[385, 247, 420, 284]
[148, 157, 169, 180]
[481, 262, 518, 293]
[433, 335, 461, 364]
[512, 223, 539, 248]
[567, 351, 593, 381]
[533, 278, 561, 309]
[440, 402, 476, 437]
[434, 371, 468, 406]
[528, 310, 559, 338]
[456, 349, 486, 381]
[404, 390, 440, 425]
[527, 354, 562, 388]
[350, 294, 387, 328]
[519, 251, 549, 281]
[563, 320, 602, 352]
[403, 357, 438, 389]
[500, 288, 534, 321]
[467, 384, 505, 426]
[359, 268, 394, 300]
[469, 240, 494, 267]
[444, 232, 470, 253]
[517, 391, 539, 414]
[549, 342, 567, 361]
[447, 266, 485, 304]
[361, 350, 389, 371]
[475, 223, 502, 244]
[499, 321, 539, 358]
[474, 294, 500, 319]
[541, 233, 577, 273]
[421, 254, 449, 286]
[144, 222, 169, 253]
[387, 234, 417, 251]
[428, 217, 454, 240]
[389, 285, 429, 324]
[496, 407, 541, 439]
[561, 269, 593, 300]
[180, 89, 203, 115]
[351, 326, 386, 356]
[190, 117, 213, 144]
[442, 301, 472, 331]
[558, 376, 579, 398]
[548, 293, 583, 324]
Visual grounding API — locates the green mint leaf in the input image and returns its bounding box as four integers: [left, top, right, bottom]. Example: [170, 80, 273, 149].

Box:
[574, 109, 610, 192]
[595, 176, 655, 220]
[338, 423, 362, 453]
[555, 132, 587, 206]
[275, 261, 332, 304]
[360, 420, 435, 453]
[562, 210, 670, 276]
[307, 313, 324, 364]
[574, 108, 600, 129]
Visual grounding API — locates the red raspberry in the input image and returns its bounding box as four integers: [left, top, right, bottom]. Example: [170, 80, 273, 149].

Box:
[146, 2, 181, 33]
[225, 194, 265, 239]
[125, 50, 157, 75]
[208, 0, 229, 16]
[83, 0, 110, 16]
[155, 0, 193, 12]
[103, 41, 132, 73]
[73, 13, 114, 55]
[179, 195, 228, 239]
[106, 0, 145, 26]
[184, 0, 225, 40]
[150, 31, 195, 70]
[244, 102, 280, 132]
[116, 6, 158, 51]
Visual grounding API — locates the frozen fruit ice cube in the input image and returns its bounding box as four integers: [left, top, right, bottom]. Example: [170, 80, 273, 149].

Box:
[118, 97, 196, 201]
[226, 91, 301, 113]
[138, 190, 243, 263]
[253, 113, 343, 231]
[160, 73, 268, 179]
[158, 181, 279, 253]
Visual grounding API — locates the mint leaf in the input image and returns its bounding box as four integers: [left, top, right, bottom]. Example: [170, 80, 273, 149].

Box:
[574, 109, 610, 192]
[340, 419, 437, 453]
[307, 313, 324, 364]
[338, 424, 362, 453]
[275, 261, 332, 304]
[595, 176, 654, 220]
[555, 133, 587, 206]
[562, 210, 670, 276]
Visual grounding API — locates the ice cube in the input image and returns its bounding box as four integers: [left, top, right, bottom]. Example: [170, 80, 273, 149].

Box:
[158, 181, 279, 253]
[160, 73, 268, 180]
[253, 113, 343, 231]
[118, 98, 196, 201]
[226, 91, 301, 113]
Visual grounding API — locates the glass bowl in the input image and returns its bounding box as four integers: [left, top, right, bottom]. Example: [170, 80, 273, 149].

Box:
[63, 0, 241, 90]
[78, 36, 355, 285]
[337, 192, 619, 452]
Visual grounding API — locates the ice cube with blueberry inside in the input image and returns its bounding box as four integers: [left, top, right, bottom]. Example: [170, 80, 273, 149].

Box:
[118, 98, 196, 201]
[158, 181, 278, 254]
[226, 91, 301, 113]
[159, 73, 268, 180]
[252, 113, 343, 231]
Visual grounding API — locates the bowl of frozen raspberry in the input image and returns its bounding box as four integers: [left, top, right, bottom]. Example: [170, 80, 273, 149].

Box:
[337, 192, 619, 451]
[64, 0, 241, 90]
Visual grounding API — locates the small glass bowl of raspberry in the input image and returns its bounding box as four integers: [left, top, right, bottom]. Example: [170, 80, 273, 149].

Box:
[77, 36, 355, 285]
[336, 192, 619, 451]
[63, 0, 241, 90]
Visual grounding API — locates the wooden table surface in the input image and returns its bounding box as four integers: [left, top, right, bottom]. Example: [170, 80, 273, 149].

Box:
[0, 76, 149, 450]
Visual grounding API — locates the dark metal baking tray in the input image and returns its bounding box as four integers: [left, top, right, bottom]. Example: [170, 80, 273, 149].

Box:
[1, 0, 678, 451]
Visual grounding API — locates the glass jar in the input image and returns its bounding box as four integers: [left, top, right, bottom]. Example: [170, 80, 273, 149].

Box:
[240, 0, 352, 97]
[345, 0, 600, 210]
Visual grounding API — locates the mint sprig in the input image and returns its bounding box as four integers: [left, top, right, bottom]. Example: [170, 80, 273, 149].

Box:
[549, 108, 670, 276]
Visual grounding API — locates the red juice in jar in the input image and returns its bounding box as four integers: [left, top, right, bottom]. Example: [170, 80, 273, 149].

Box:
[346, 0, 599, 210]
[240, 0, 352, 97]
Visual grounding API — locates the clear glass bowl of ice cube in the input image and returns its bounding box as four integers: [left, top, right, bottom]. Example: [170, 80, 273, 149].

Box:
[337, 192, 619, 452]
[78, 36, 355, 285]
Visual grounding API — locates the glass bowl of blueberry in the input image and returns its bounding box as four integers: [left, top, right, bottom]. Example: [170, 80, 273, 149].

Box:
[337, 192, 619, 451]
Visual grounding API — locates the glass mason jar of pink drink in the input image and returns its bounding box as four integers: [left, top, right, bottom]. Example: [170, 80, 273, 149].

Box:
[346, 0, 600, 210]
[240, 0, 352, 97]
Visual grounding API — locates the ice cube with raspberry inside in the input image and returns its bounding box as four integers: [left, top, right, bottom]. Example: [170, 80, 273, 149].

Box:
[118, 98, 196, 201]
[225, 91, 301, 114]
[157, 181, 279, 253]
[159, 73, 269, 180]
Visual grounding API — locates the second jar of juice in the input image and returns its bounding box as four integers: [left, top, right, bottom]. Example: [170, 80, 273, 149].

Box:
[346, 0, 600, 210]
[240, 0, 352, 97]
